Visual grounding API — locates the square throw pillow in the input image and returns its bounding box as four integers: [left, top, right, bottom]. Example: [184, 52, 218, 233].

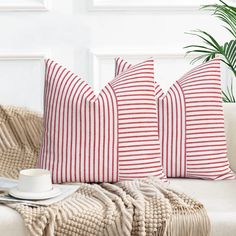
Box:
[39, 59, 166, 183]
[115, 57, 235, 180]
[0, 106, 43, 179]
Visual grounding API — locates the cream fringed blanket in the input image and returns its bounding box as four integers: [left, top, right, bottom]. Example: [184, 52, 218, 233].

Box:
[9, 178, 210, 236]
[0, 106, 210, 236]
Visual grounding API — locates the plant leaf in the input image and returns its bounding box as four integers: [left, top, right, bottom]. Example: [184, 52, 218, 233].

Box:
[203, 0, 236, 38]
[222, 90, 232, 102]
[184, 30, 221, 64]
[222, 39, 236, 77]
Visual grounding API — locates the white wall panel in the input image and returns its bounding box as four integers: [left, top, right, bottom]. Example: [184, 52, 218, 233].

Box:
[0, 0, 48, 11]
[90, 49, 198, 94]
[90, 49, 231, 95]
[0, 0, 233, 112]
[0, 54, 46, 112]
[89, 0, 216, 11]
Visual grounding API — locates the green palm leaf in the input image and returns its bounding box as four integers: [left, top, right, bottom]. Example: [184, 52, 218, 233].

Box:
[184, 30, 221, 64]
[203, 0, 236, 38]
[221, 39, 236, 77]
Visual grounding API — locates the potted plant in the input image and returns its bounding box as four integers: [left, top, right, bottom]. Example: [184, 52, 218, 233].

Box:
[185, 0, 236, 170]
[185, 0, 236, 102]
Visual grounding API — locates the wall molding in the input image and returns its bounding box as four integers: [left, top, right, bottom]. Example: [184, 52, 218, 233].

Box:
[89, 48, 198, 92]
[0, 52, 49, 61]
[0, 0, 49, 12]
[0, 52, 49, 112]
[89, 0, 216, 12]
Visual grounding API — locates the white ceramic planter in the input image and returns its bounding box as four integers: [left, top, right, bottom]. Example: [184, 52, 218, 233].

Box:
[223, 103, 236, 173]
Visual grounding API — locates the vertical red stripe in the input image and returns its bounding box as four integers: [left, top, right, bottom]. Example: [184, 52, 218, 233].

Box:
[42, 61, 58, 169]
[175, 82, 186, 176]
[70, 79, 84, 182]
[93, 103, 96, 181]
[101, 94, 106, 182]
[59, 76, 80, 183]
[107, 85, 115, 181]
[97, 98, 101, 182]
[47, 66, 63, 173]
[169, 90, 174, 176]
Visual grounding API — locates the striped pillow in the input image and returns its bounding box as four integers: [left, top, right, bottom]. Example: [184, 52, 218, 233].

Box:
[115, 58, 235, 180]
[39, 59, 166, 183]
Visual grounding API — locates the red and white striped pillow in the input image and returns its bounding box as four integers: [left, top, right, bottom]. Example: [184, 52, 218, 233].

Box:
[115, 58, 235, 180]
[39, 59, 166, 183]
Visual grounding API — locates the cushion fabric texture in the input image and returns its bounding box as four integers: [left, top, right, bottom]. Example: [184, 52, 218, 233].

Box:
[0, 106, 43, 179]
[115, 57, 235, 180]
[39, 59, 166, 183]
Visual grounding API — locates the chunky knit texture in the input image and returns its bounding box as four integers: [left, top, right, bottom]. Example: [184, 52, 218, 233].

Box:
[0, 106, 43, 179]
[8, 178, 210, 236]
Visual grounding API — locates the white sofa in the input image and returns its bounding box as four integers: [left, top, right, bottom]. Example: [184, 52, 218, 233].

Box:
[1, 103, 236, 236]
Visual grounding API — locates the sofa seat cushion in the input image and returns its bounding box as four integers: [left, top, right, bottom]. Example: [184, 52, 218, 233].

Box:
[0, 179, 236, 236]
[169, 178, 236, 236]
[0, 205, 27, 236]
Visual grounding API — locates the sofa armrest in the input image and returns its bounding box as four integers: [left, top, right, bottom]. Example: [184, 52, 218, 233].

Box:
[223, 103, 236, 173]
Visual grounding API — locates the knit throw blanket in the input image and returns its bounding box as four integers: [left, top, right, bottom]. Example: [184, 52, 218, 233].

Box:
[0, 105, 43, 179]
[0, 106, 211, 236]
[8, 178, 210, 236]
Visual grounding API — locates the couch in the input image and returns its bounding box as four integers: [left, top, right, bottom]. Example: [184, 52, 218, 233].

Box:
[0, 103, 236, 236]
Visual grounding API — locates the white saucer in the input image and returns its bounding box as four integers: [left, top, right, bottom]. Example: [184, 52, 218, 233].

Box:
[9, 187, 61, 200]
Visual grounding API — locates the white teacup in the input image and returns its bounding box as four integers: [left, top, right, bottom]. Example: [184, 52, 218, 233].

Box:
[18, 169, 52, 193]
